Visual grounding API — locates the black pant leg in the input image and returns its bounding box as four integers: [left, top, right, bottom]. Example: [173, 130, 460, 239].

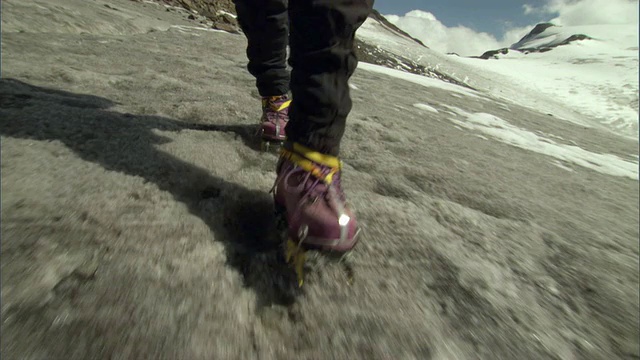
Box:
[233, 0, 290, 97]
[286, 0, 374, 156]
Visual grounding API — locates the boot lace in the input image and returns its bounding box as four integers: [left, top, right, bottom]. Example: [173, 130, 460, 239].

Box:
[280, 163, 347, 214]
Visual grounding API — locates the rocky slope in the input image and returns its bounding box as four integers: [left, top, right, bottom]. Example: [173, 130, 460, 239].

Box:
[141, 0, 240, 32]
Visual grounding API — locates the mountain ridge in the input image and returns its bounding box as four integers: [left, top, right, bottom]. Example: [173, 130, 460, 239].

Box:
[477, 22, 593, 59]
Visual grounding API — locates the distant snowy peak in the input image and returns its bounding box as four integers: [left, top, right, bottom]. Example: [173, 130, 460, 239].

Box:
[478, 23, 593, 59]
[510, 23, 592, 52]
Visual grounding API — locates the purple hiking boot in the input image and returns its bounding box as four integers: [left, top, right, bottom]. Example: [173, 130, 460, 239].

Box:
[271, 142, 360, 285]
[258, 94, 290, 151]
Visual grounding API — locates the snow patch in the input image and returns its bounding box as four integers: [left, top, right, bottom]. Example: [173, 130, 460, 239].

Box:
[413, 103, 439, 113]
[447, 109, 638, 180]
[552, 161, 575, 172]
[169, 25, 227, 34]
[358, 62, 480, 99]
[217, 10, 237, 19]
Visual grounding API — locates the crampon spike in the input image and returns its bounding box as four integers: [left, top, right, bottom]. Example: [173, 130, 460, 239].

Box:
[285, 239, 306, 287]
[341, 255, 355, 286]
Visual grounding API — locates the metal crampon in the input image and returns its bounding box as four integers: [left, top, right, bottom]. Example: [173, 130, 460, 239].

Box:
[260, 139, 283, 153]
[326, 250, 356, 286]
[274, 203, 357, 287]
[285, 238, 307, 287]
[284, 240, 356, 287]
[257, 128, 284, 153]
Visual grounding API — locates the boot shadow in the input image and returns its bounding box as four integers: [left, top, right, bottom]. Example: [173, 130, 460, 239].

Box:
[0, 78, 301, 307]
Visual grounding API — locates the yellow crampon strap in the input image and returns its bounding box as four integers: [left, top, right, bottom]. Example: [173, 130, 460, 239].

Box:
[274, 99, 291, 111]
[280, 143, 341, 184]
[263, 97, 291, 112]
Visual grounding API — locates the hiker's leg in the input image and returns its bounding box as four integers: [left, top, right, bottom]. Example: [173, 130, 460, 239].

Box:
[286, 0, 374, 156]
[233, 0, 290, 96]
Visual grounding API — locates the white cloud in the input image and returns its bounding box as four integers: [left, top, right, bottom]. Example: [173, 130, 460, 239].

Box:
[526, 0, 639, 26]
[522, 4, 538, 15]
[384, 10, 525, 56]
[385, 0, 639, 56]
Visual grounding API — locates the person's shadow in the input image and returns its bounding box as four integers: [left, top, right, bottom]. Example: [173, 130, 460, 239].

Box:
[0, 78, 302, 307]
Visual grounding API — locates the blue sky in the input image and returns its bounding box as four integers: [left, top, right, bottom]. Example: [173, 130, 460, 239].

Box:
[375, 0, 549, 38]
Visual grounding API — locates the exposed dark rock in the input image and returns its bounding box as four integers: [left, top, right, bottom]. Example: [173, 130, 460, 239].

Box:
[475, 48, 510, 60]
[354, 39, 474, 90]
[147, 0, 239, 32]
[519, 23, 556, 42]
[476, 23, 593, 58]
[368, 9, 428, 48]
